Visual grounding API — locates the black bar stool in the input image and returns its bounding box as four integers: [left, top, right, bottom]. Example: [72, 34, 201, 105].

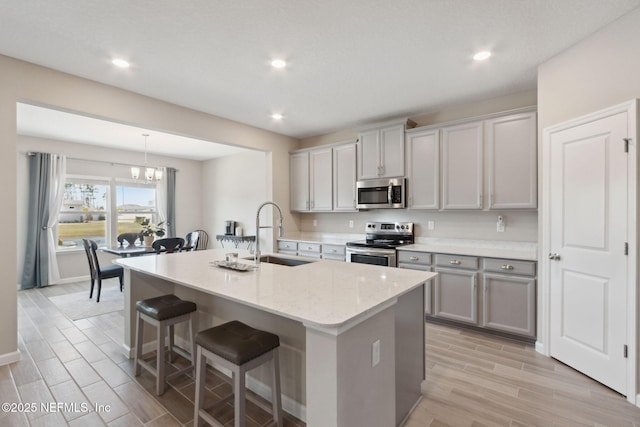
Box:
[134, 294, 197, 395]
[194, 320, 283, 427]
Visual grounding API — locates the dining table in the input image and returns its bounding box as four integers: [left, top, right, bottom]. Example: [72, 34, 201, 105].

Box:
[100, 243, 157, 257]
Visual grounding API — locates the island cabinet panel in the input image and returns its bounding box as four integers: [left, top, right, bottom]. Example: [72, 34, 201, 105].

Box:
[406, 128, 440, 210]
[441, 120, 484, 210]
[486, 111, 537, 209]
[333, 142, 357, 211]
[398, 250, 433, 315]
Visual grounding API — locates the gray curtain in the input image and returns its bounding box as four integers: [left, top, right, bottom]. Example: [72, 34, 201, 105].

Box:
[166, 167, 177, 237]
[21, 153, 51, 289]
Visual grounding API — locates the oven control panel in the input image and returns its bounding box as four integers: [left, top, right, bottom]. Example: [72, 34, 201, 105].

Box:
[365, 222, 413, 234]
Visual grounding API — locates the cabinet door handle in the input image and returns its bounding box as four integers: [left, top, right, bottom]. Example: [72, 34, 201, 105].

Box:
[449, 259, 461, 265]
[409, 256, 419, 261]
[501, 264, 514, 270]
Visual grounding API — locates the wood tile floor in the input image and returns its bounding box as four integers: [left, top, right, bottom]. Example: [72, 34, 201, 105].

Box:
[6, 281, 640, 426]
[406, 321, 640, 427]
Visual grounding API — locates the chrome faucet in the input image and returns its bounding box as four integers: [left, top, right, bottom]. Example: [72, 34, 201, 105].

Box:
[254, 201, 284, 265]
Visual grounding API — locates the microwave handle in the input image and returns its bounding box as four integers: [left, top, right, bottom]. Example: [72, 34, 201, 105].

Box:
[388, 184, 392, 205]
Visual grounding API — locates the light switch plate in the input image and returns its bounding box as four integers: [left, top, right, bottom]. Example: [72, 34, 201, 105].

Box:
[372, 340, 380, 367]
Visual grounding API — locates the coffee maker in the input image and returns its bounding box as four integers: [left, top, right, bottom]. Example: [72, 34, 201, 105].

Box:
[224, 220, 236, 235]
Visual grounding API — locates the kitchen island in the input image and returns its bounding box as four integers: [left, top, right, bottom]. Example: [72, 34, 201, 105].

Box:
[116, 249, 435, 427]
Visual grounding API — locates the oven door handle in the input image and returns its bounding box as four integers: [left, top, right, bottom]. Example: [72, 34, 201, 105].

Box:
[347, 247, 396, 257]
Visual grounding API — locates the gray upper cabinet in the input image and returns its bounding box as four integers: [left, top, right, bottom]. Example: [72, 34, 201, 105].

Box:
[357, 119, 413, 180]
[441, 120, 484, 209]
[290, 151, 310, 211]
[290, 141, 356, 213]
[290, 147, 333, 212]
[309, 147, 333, 211]
[333, 142, 357, 211]
[486, 112, 537, 209]
[406, 128, 440, 210]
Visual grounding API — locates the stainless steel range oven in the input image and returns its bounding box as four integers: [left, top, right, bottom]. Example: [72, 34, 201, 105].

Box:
[346, 221, 414, 267]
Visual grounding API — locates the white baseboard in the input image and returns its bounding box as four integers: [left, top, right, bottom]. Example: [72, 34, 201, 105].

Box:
[54, 275, 90, 285]
[0, 350, 21, 366]
[535, 341, 546, 355]
[636, 393, 640, 408]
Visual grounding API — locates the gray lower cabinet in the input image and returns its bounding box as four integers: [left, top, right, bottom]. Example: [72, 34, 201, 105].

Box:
[398, 250, 433, 315]
[298, 242, 321, 259]
[277, 240, 297, 255]
[278, 239, 345, 261]
[322, 243, 346, 261]
[482, 258, 536, 338]
[399, 249, 537, 339]
[433, 259, 479, 325]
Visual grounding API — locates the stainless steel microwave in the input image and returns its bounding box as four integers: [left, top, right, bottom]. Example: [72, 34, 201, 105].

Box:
[356, 177, 406, 209]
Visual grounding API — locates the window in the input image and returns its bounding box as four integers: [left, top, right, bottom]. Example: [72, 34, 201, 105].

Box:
[58, 180, 109, 248]
[57, 178, 159, 250]
[116, 185, 157, 236]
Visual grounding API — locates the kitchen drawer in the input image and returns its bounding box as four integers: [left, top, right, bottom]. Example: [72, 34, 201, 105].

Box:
[322, 244, 345, 258]
[483, 258, 536, 276]
[298, 242, 321, 254]
[278, 240, 298, 252]
[398, 250, 432, 267]
[435, 254, 478, 270]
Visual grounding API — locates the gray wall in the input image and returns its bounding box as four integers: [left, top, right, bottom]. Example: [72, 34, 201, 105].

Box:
[537, 6, 640, 401]
[0, 54, 299, 362]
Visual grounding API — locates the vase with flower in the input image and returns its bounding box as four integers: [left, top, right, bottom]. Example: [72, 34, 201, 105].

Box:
[139, 219, 166, 246]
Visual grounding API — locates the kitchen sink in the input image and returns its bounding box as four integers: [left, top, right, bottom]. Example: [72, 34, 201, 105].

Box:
[243, 255, 315, 267]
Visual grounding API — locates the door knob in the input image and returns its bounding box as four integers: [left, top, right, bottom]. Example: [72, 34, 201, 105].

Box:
[548, 252, 561, 261]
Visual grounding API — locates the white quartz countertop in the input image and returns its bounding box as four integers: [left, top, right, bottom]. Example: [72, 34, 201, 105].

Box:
[279, 232, 359, 245]
[116, 249, 434, 330]
[400, 238, 537, 261]
[279, 233, 538, 261]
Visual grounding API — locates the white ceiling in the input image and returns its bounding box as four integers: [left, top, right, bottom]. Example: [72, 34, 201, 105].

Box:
[16, 103, 249, 161]
[4, 0, 640, 157]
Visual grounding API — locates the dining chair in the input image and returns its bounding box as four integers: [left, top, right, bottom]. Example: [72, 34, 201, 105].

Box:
[184, 231, 200, 251]
[152, 237, 185, 254]
[193, 229, 209, 250]
[82, 239, 124, 302]
[117, 232, 142, 246]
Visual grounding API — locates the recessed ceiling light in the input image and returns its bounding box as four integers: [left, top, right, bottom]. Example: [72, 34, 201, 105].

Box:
[473, 51, 492, 61]
[271, 59, 287, 69]
[112, 58, 131, 68]
[271, 113, 284, 120]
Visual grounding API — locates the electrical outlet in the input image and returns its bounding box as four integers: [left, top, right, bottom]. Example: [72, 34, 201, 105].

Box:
[313, 219, 318, 227]
[372, 340, 380, 367]
[497, 215, 505, 232]
[349, 220, 354, 228]
[427, 221, 435, 230]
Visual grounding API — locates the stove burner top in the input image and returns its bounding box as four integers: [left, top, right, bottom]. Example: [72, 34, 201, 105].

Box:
[346, 221, 414, 249]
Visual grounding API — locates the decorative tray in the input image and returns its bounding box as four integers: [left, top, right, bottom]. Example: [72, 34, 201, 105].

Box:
[210, 261, 254, 272]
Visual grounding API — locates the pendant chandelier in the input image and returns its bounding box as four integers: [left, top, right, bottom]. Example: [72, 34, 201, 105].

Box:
[131, 133, 163, 181]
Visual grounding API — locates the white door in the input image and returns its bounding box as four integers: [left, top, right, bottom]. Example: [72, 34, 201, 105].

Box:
[548, 110, 628, 395]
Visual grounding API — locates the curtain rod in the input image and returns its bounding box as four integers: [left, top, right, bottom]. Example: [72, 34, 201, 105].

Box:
[22, 151, 178, 171]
